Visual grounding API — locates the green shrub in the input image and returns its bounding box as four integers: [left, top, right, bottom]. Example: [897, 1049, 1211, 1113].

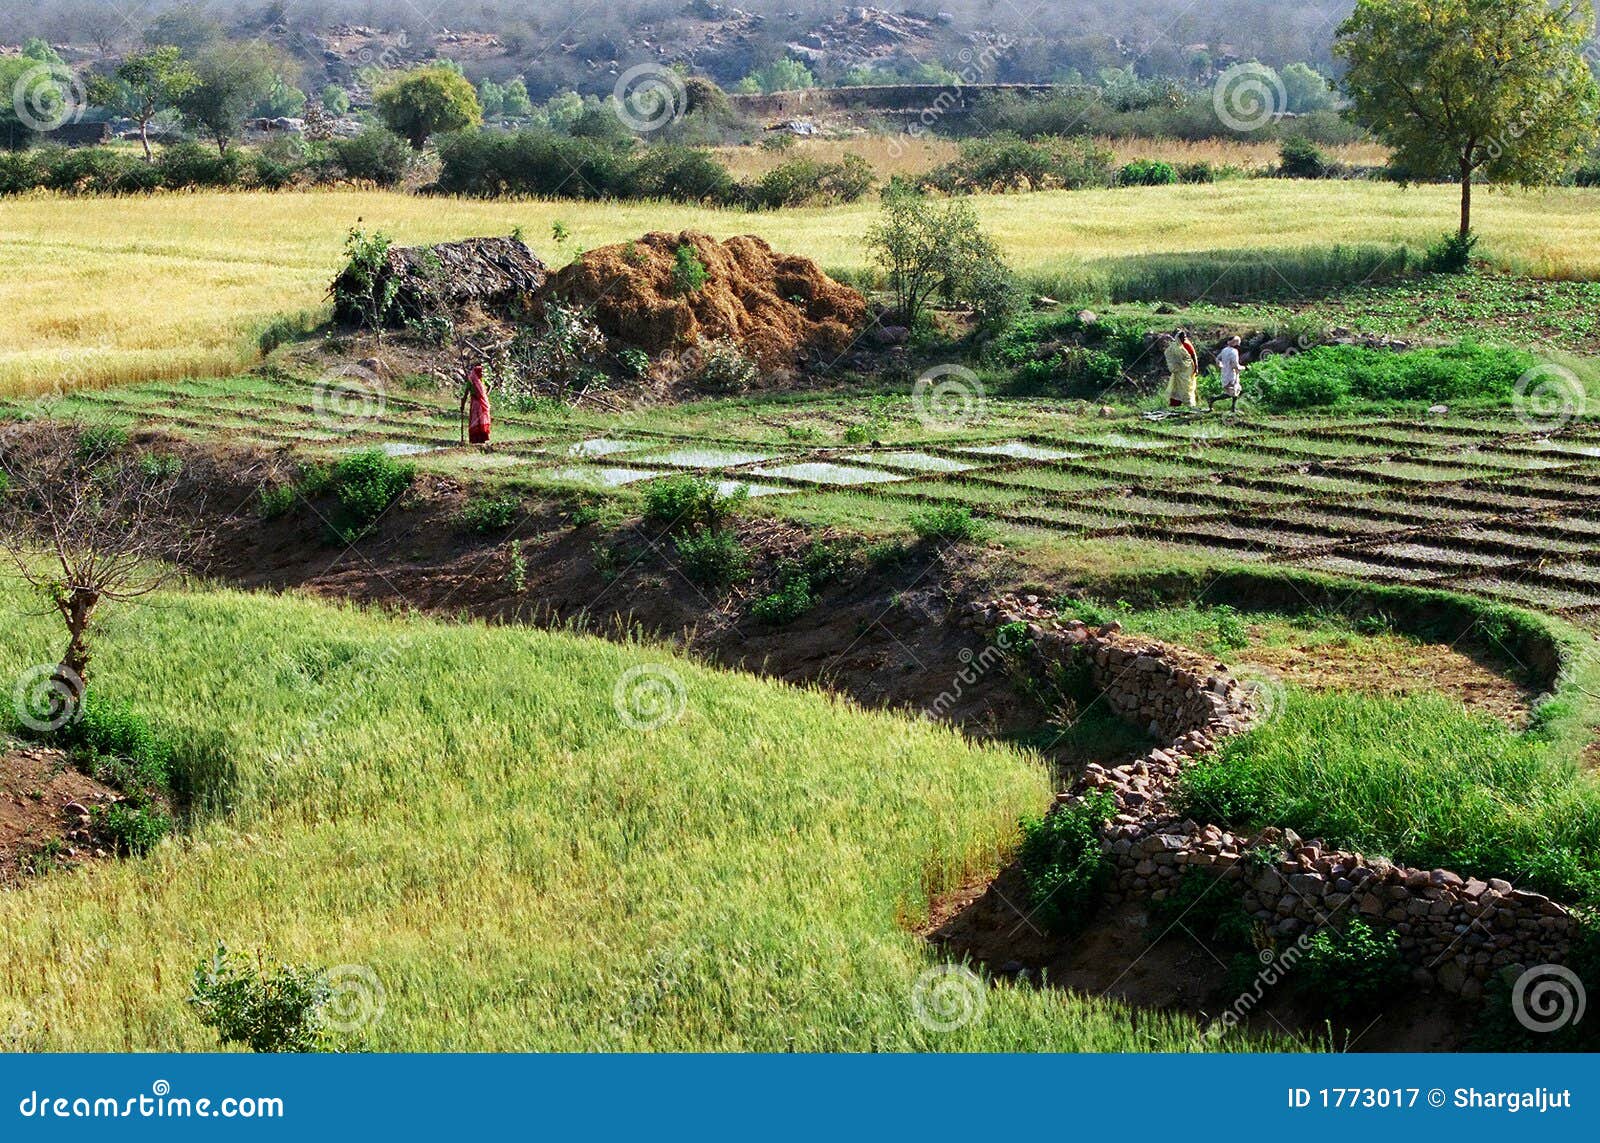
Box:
[908, 504, 991, 544]
[92, 802, 173, 856]
[643, 475, 745, 535]
[1118, 159, 1177, 186]
[689, 338, 758, 394]
[1423, 230, 1479, 274]
[671, 243, 709, 295]
[48, 694, 172, 797]
[1149, 868, 1255, 950]
[1017, 792, 1114, 934]
[1291, 919, 1404, 1018]
[330, 448, 414, 539]
[1178, 161, 1216, 184]
[461, 494, 520, 533]
[188, 944, 333, 1053]
[674, 529, 749, 588]
[74, 424, 129, 462]
[1278, 137, 1329, 179]
[256, 483, 297, 520]
[136, 452, 183, 480]
[333, 127, 411, 186]
[923, 132, 1115, 193]
[156, 142, 243, 188]
[751, 575, 814, 626]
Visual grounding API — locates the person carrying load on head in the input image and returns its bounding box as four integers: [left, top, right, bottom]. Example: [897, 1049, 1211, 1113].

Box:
[461, 362, 492, 445]
[1164, 329, 1198, 408]
[1210, 335, 1245, 414]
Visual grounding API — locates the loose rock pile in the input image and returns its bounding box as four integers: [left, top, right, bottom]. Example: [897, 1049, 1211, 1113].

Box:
[963, 594, 1579, 999]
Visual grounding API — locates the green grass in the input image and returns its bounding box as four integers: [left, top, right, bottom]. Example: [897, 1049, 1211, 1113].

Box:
[1177, 689, 1600, 902]
[0, 582, 1275, 1052]
[1248, 342, 1538, 412]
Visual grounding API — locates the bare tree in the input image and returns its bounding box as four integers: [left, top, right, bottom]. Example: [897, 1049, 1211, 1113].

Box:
[0, 427, 209, 710]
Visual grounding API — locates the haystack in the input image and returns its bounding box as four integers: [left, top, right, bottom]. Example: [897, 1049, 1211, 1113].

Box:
[544, 231, 867, 369]
[331, 235, 547, 327]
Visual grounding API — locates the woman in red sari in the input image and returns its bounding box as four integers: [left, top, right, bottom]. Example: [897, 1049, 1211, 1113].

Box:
[461, 363, 492, 445]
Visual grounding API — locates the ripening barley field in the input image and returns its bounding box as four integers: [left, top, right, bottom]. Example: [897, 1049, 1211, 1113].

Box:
[0, 582, 1286, 1052]
[5, 180, 1600, 396]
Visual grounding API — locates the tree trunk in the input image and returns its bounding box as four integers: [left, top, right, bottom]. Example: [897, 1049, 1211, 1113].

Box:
[56, 588, 98, 694]
[139, 118, 152, 163]
[1459, 160, 1473, 239]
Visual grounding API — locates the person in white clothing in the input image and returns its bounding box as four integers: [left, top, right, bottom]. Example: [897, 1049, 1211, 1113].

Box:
[1210, 336, 1244, 413]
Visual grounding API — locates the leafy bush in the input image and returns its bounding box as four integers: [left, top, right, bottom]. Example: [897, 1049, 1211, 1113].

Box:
[461, 494, 519, 533]
[1017, 792, 1114, 934]
[1148, 868, 1255, 950]
[1248, 340, 1534, 411]
[333, 127, 411, 186]
[672, 243, 710, 295]
[745, 154, 875, 208]
[923, 133, 1115, 194]
[674, 529, 750, 588]
[642, 475, 746, 535]
[330, 448, 414, 539]
[188, 944, 332, 1053]
[156, 141, 244, 188]
[689, 337, 758, 394]
[908, 504, 991, 544]
[330, 227, 398, 331]
[256, 483, 297, 520]
[1291, 920, 1404, 1018]
[92, 802, 173, 855]
[74, 424, 129, 462]
[751, 575, 814, 625]
[1278, 137, 1329, 179]
[1118, 159, 1177, 186]
[49, 694, 172, 796]
[1423, 230, 1479, 273]
[867, 186, 1017, 330]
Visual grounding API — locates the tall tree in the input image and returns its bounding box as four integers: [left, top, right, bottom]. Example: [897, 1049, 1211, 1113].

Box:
[1336, 0, 1600, 238]
[88, 46, 198, 162]
[177, 43, 279, 154]
[373, 66, 482, 149]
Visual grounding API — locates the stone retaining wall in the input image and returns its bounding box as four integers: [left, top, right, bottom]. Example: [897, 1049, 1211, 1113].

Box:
[963, 594, 1578, 998]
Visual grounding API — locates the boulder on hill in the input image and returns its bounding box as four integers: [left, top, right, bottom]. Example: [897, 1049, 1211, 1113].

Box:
[543, 230, 867, 370]
[331, 235, 547, 328]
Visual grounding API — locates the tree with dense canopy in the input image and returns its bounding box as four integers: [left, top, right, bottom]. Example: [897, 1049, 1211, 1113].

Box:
[176, 43, 282, 154]
[87, 46, 198, 161]
[1336, 0, 1600, 238]
[374, 66, 483, 149]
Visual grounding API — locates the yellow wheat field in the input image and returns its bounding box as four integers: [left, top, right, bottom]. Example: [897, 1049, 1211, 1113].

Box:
[3, 179, 1598, 396]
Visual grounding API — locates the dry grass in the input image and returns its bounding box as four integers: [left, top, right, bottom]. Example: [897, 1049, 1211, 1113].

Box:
[5, 180, 1600, 396]
[717, 135, 1389, 178]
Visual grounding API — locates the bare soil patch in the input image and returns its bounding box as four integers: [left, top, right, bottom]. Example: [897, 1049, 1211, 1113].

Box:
[0, 746, 123, 887]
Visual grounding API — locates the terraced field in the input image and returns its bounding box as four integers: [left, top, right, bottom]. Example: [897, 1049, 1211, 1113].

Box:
[19, 375, 1600, 621]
